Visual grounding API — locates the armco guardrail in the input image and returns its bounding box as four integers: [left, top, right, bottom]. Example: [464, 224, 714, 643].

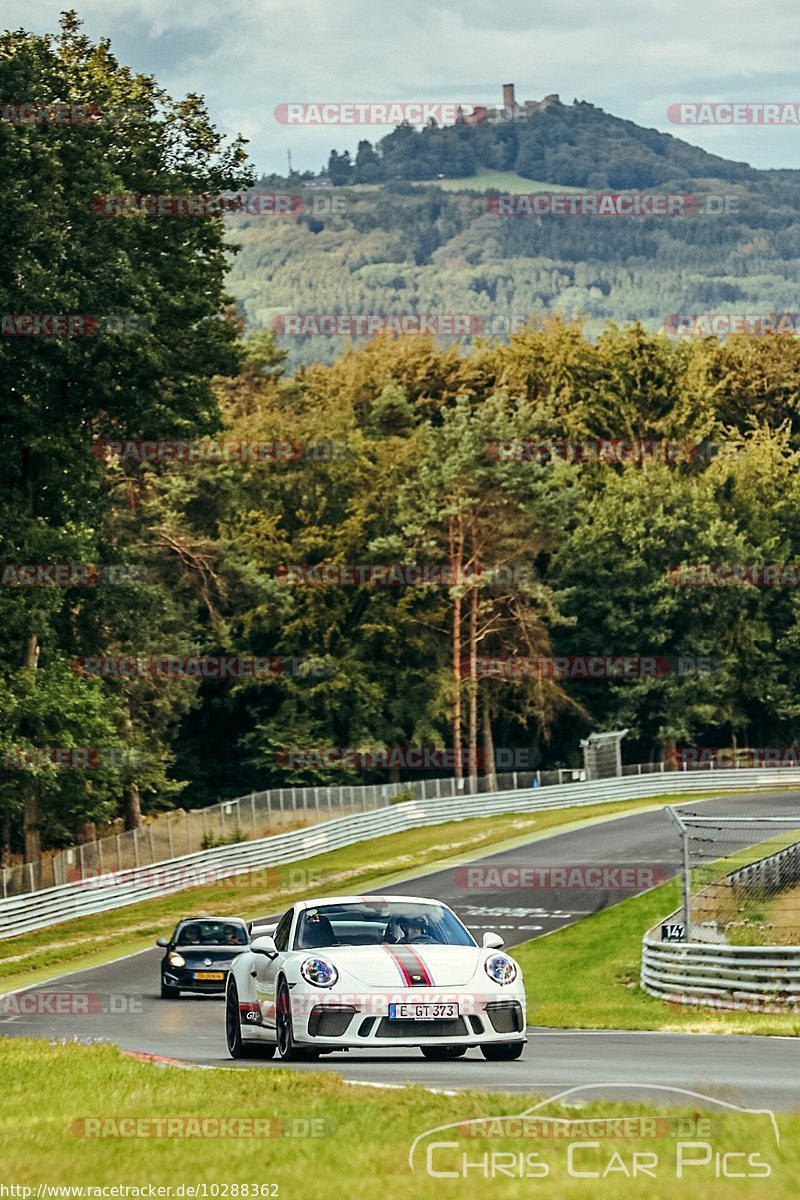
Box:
[3, 766, 799, 940]
[642, 837, 800, 1011]
[642, 932, 800, 1010]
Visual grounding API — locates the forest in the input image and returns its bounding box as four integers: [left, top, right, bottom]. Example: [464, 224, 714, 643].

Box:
[4, 18, 800, 863]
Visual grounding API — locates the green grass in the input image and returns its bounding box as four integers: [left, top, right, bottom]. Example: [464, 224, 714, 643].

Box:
[412, 171, 583, 193]
[513, 878, 800, 1036]
[0, 1039, 795, 1198]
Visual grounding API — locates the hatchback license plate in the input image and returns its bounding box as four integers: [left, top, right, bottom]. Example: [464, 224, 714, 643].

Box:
[388, 1002, 458, 1020]
[194, 971, 224, 980]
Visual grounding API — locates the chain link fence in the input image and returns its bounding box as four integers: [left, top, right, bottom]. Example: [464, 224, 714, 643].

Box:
[3, 768, 559, 898]
[667, 808, 800, 945]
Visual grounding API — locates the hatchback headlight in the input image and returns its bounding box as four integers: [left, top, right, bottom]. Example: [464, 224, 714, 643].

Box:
[167, 952, 186, 968]
[484, 953, 517, 985]
[300, 958, 339, 987]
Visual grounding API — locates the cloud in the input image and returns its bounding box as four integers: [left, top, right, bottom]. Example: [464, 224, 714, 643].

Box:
[3, 0, 800, 172]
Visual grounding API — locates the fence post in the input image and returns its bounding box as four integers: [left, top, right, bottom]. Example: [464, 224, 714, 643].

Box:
[148, 824, 156, 863]
[133, 829, 140, 869]
[314, 787, 320, 818]
[251, 793, 257, 837]
[116, 834, 122, 871]
[98, 838, 104, 874]
[28, 862, 35, 893]
[167, 818, 174, 860]
[220, 802, 226, 839]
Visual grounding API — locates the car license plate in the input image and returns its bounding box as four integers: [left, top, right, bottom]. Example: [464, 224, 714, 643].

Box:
[388, 1002, 458, 1020]
[194, 971, 224, 980]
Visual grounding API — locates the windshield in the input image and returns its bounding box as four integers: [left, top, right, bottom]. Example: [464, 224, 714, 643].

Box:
[176, 920, 248, 947]
[293, 900, 476, 950]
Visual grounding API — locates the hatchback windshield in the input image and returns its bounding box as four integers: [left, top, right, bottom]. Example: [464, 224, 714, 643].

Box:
[293, 900, 475, 950]
[176, 920, 248, 947]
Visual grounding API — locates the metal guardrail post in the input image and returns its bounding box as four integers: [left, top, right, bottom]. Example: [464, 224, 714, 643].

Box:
[666, 805, 692, 941]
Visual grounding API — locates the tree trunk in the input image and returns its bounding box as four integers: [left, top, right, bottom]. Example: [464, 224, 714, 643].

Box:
[450, 515, 464, 781]
[1, 807, 10, 867]
[481, 691, 497, 792]
[21, 633, 41, 862]
[467, 583, 479, 788]
[122, 705, 143, 830]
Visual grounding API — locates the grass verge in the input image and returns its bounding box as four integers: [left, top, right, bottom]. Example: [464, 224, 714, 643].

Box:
[0, 1039, 794, 1198]
[514, 878, 800, 1036]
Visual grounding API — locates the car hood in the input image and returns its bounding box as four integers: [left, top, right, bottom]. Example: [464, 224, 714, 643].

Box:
[309, 944, 486, 988]
[174, 948, 245, 968]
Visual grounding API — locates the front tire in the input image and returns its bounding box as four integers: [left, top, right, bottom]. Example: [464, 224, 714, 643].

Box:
[226, 981, 275, 1060]
[481, 1041, 525, 1061]
[421, 1045, 467, 1060]
[276, 980, 318, 1061]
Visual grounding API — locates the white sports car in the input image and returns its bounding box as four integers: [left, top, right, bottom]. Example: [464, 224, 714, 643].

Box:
[225, 894, 526, 1061]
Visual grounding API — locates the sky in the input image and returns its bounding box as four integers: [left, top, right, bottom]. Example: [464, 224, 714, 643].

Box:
[4, 0, 800, 176]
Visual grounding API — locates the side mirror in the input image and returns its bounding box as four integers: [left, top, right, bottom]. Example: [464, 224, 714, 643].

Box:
[251, 935, 278, 959]
[482, 931, 504, 949]
[156, 937, 169, 948]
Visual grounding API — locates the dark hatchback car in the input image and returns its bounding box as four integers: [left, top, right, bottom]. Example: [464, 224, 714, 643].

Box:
[157, 917, 250, 998]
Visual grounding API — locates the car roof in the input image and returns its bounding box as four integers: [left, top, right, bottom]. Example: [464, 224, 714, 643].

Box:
[176, 915, 247, 924]
[295, 895, 447, 910]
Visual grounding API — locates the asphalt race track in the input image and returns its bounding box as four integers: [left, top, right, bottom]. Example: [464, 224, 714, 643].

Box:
[3, 792, 800, 1108]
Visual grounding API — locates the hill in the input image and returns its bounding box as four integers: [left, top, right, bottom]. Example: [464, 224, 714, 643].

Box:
[229, 100, 800, 372]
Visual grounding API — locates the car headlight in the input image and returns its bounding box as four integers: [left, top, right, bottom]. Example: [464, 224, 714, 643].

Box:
[300, 957, 339, 987]
[484, 953, 517, 985]
[167, 952, 186, 968]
